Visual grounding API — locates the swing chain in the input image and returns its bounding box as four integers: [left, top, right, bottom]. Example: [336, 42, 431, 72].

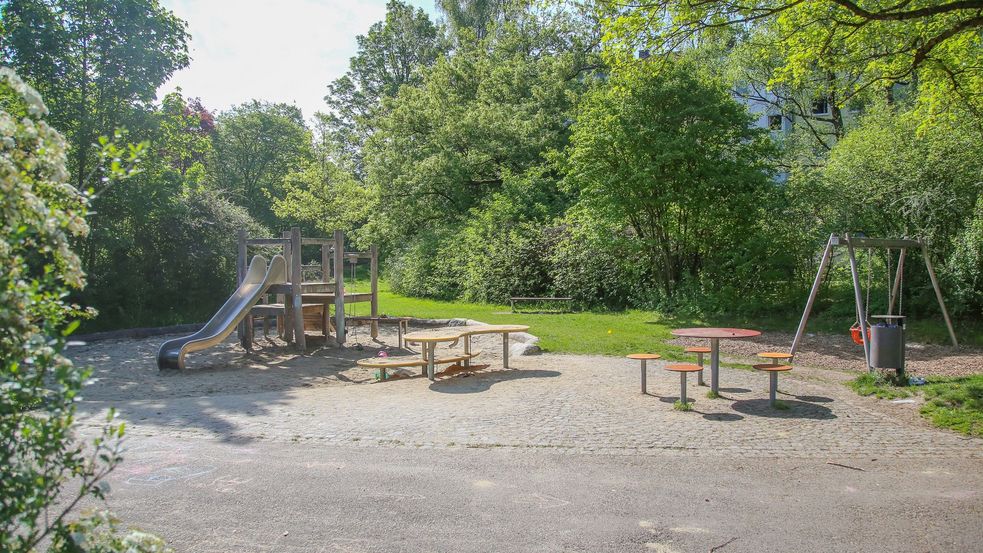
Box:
[864, 249, 872, 323]
[886, 249, 891, 314]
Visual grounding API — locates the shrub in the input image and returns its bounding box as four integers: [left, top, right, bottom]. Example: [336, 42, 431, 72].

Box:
[0, 67, 162, 552]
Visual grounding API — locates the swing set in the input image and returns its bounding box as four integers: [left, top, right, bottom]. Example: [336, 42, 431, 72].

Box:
[791, 233, 958, 372]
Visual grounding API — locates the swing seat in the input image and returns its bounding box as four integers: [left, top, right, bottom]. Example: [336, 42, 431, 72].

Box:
[849, 323, 870, 345]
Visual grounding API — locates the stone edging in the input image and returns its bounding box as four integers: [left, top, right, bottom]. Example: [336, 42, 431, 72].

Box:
[73, 323, 205, 343]
[72, 317, 543, 356]
[442, 317, 541, 356]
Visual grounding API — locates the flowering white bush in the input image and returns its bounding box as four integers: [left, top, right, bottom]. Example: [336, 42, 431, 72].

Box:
[0, 67, 164, 552]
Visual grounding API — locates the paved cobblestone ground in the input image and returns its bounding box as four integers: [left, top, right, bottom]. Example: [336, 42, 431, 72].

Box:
[70, 329, 982, 460]
[66, 328, 983, 552]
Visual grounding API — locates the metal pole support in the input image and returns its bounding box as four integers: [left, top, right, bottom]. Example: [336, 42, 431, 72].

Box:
[680, 371, 688, 404]
[791, 234, 834, 357]
[710, 339, 720, 394]
[920, 242, 958, 347]
[427, 343, 436, 381]
[845, 234, 872, 371]
[640, 360, 647, 394]
[769, 372, 778, 407]
[697, 352, 705, 386]
[503, 333, 510, 369]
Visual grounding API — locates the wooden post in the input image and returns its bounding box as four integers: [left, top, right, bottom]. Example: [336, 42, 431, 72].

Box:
[920, 242, 958, 347]
[321, 242, 332, 339]
[291, 227, 306, 350]
[370, 244, 379, 338]
[321, 244, 331, 284]
[281, 230, 293, 342]
[845, 234, 872, 371]
[237, 229, 247, 345]
[334, 230, 346, 345]
[790, 234, 834, 357]
[888, 248, 906, 315]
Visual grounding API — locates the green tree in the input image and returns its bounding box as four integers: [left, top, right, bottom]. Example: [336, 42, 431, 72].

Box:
[363, 13, 597, 245]
[563, 58, 777, 299]
[272, 159, 376, 240]
[79, 93, 269, 330]
[794, 103, 983, 316]
[157, 91, 214, 176]
[1, 0, 190, 285]
[321, 0, 446, 171]
[438, 0, 512, 40]
[209, 101, 313, 227]
[0, 0, 190, 190]
[602, 0, 983, 120]
[0, 67, 165, 553]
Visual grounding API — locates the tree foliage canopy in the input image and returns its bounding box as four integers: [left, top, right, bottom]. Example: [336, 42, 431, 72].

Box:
[565, 57, 777, 297]
[210, 101, 313, 227]
[362, 10, 599, 244]
[602, 0, 983, 118]
[1, 0, 189, 188]
[322, 0, 446, 170]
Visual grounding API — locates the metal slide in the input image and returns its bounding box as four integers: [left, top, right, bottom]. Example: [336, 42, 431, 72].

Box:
[156, 254, 287, 370]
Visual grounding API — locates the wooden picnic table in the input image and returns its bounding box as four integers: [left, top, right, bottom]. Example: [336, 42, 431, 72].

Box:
[669, 328, 761, 394]
[404, 324, 530, 380]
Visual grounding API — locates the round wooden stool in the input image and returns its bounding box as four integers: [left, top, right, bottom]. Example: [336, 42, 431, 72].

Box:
[757, 352, 793, 365]
[627, 353, 662, 394]
[753, 363, 793, 407]
[665, 363, 702, 404]
[685, 346, 711, 385]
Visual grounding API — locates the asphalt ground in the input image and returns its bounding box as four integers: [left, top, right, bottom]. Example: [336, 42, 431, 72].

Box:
[88, 435, 983, 553]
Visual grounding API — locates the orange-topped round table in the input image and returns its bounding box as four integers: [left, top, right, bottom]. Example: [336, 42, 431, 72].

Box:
[670, 328, 761, 394]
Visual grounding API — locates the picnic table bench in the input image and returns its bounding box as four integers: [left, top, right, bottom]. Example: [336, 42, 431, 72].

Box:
[346, 315, 412, 347]
[403, 324, 529, 381]
[356, 349, 483, 380]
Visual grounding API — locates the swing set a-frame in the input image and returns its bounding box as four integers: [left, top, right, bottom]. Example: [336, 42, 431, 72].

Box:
[790, 233, 958, 372]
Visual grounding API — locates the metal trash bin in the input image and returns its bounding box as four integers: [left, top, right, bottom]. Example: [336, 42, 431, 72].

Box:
[870, 315, 906, 374]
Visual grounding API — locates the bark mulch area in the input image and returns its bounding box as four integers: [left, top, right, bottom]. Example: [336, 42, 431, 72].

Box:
[670, 331, 981, 378]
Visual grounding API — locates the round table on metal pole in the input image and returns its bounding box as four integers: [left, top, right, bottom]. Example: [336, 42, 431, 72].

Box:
[669, 328, 761, 395]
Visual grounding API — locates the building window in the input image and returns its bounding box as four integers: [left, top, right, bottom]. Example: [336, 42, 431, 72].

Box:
[812, 98, 830, 115]
[637, 49, 650, 60]
[767, 114, 783, 130]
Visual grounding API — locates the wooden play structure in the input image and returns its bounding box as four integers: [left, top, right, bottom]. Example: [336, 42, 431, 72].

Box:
[236, 227, 379, 350]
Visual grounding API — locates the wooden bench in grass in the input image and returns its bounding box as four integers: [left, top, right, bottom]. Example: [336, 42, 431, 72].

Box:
[347, 316, 412, 347]
[509, 296, 573, 313]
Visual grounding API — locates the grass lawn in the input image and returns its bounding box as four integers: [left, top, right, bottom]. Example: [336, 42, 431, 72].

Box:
[373, 288, 695, 359]
[363, 282, 982, 359]
[849, 373, 983, 437]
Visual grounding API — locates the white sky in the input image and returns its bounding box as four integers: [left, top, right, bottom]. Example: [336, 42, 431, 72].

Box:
[158, 0, 438, 121]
